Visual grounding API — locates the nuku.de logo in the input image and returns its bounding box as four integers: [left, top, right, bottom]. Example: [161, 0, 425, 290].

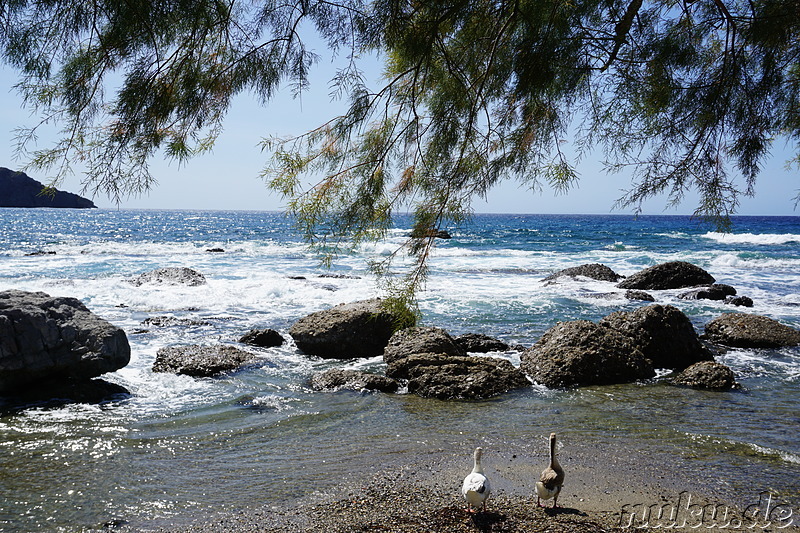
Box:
[619, 491, 795, 529]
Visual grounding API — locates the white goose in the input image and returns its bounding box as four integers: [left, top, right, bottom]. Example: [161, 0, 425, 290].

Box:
[536, 432, 565, 508]
[461, 446, 491, 512]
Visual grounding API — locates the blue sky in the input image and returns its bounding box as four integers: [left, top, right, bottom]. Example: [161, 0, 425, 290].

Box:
[1, 60, 797, 215]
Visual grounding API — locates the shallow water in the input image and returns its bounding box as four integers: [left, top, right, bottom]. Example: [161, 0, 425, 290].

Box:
[0, 210, 798, 530]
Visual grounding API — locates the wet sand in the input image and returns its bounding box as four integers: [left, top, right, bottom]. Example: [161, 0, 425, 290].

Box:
[141, 440, 800, 533]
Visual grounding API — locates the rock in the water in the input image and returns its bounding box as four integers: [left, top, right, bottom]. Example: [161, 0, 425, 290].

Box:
[725, 296, 753, 307]
[673, 361, 737, 390]
[152, 345, 256, 377]
[0, 378, 129, 414]
[617, 261, 715, 290]
[543, 263, 622, 282]
[678, 283, 736, 301]
[453, 333, 511, 353]
[239, 328, 285, 348]
[625, 290, 655, 302]
[703, 313, 800, 348]
[289, 298, 412, 359]
[383, 326, 465, 364]
[386, 352, 529, 400]
[519, 321, 655, 388]
[409, 228, 452, 239]
[0, 167, 96, 208]
[142, 316, 210, 327]
[600, 304, 712, 370]
[310, 369, 398, 393]
[0, 290, 131, 393]
[130, 267, 207, 286]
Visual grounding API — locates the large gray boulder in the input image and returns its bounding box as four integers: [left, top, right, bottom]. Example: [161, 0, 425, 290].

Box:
[0, 290, 130, 393]
[386, 352, 529, 400]
[289, 298, 410, 359]
[383, 326, 464, 364]
[130, 267, 207, 286]
[600, 304, 713, 370]
[672, 361, 737, 390]
[519, 320, 655, 388]
[543, 263, 622, 282]
[703, 313, 800, 348]
[617, 261, 715, 290]
[152, 345, 256, 377]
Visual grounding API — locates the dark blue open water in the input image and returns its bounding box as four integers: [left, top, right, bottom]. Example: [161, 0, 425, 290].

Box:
[0, 210, 798, 530]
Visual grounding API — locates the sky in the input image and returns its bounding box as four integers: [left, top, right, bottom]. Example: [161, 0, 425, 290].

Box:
[1, 57, 798, 216]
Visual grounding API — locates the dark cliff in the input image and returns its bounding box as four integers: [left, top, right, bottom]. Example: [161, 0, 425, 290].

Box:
[0, 168, 96, 208]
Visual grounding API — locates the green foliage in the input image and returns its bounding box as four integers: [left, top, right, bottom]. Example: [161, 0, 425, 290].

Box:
[2, 0, 799, 303]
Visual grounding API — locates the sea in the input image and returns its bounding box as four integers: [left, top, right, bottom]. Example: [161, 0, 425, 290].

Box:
[0, 209, 798, 531]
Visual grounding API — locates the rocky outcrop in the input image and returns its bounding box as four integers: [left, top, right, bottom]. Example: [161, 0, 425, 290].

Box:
[381, 326, 528, 399]
[543, 263, 622, 282]
[152, 345, 256, 377]
[0, 290, 130, 393]
[617, 261, 715, 290]
[673, 361, 737, 390]
[289, 298, 411, 359]
[600, 304, 712, 370]
[310, 369, 398, 393]
[0, 167, 96, 208]
[130, 267, 207, 287]
[386, 352, 529, 400]
[453, 333, 510, 353]
[519, 321, 655, 388]
[703, 313, 800, 348]
[239, 328, 285, 348]
[383, 326, 464, 364]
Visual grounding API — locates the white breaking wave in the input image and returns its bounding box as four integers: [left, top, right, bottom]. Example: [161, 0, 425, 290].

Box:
[703, 231, 800, 245]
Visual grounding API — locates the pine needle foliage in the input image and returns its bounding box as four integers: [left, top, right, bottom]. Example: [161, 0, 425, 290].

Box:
[2, 0, 799, 306]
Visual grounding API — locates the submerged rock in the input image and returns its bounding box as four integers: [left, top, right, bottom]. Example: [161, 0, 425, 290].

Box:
[130, 267, 207, 287]
[0, 290, 130, 393]
[617, 261, 715, 290]
[703, 313, 800, 348]
[600, 304, 712, 370]
[519, 320, 655, 388]
[239, 328, 285, 348]
[310, 369, 398, 393]
[289, 298, 411, 359]
[386, 352, 529, 400]
[543, 263, 622, 282]
[152, 345, 256, 377]
[673, 361, 737, 390]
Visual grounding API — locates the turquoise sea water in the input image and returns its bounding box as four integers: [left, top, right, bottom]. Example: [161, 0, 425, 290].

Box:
[0, 210, 799, 530]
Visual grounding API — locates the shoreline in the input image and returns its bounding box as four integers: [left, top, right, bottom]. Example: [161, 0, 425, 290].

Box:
[135, 440, 800, 533]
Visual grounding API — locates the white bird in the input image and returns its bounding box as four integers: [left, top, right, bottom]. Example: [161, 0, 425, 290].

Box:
[461, 446, 491, 513]
[536, 432, 565, 508]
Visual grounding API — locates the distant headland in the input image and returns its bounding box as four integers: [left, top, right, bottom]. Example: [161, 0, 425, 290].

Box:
[0, 167, 96, 208]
